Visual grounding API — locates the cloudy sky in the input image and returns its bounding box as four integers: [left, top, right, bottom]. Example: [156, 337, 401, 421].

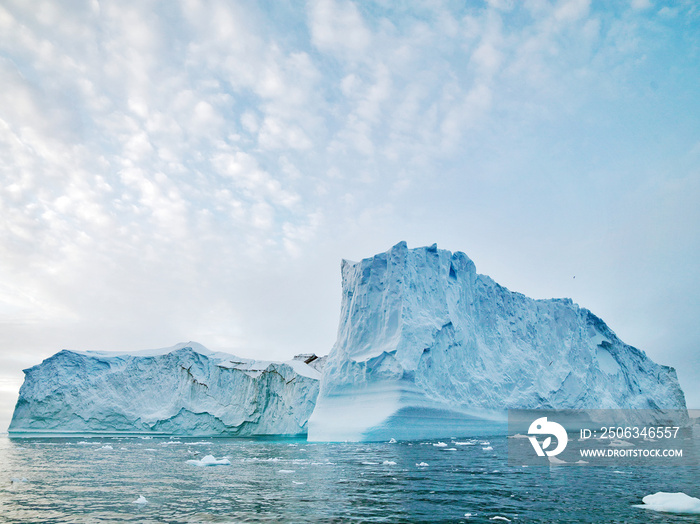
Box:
[1, 0, 698, 430]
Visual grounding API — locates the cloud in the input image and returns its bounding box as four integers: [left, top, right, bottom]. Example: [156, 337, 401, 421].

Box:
[308, 0, 372, 59]
[0, 0, 699, 432]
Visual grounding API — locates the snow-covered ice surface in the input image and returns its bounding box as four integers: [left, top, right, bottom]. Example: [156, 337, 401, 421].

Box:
[308, 242, 687, 442]
[9, 342, 320, 436]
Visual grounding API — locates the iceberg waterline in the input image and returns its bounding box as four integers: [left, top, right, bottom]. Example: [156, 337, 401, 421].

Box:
[9, 243, 687, 440]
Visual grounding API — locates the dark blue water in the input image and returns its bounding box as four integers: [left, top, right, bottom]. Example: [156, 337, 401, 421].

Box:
[0, 435, 698, 523]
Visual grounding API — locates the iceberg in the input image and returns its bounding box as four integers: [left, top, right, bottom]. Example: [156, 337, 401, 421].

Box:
[307, 242, 686, 441]
[9, 342, 320, 437]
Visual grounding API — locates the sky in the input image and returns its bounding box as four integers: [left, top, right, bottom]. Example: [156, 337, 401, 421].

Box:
[0, 0, 698, 431]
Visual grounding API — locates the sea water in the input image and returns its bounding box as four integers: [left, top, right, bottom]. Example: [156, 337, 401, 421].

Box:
[0, 435, 698, 523]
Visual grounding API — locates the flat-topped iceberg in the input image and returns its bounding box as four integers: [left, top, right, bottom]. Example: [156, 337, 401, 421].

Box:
[9, 342, 321, 436]
[307, 242, 686, 441]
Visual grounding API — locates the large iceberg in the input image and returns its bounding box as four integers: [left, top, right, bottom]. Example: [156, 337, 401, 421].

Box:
[307, 242, 687, 441]
[9, 342, 320, 436]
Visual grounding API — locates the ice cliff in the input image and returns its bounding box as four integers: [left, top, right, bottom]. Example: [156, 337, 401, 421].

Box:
[9, 342, 320, 436]
[307, 242, 687, 441]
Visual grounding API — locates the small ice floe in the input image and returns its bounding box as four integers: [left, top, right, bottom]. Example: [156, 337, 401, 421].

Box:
[144, 448, 157, 452]
[575, 460, 588, 464]
[361, 461, 379, 465]
[442, 448, 457, 451]
[482, 446, 493, 451]
[433, 442, 448, 447]
[634, 492, 700, 514]
[292, 481, 305, 485]
[388, 438, 397, 444]
[383, 460, 397, 465]
[455, 441, 476, 446]
[77, 441, 95, 445]
[464, 513, 475, 518]
[489, 517, 511, 522]
[508, 434, 528, 439]
[609, 439, 634, 447]
[98, 445, 113, 450]
[186, 455, 231, 467]
[120, 447, 128, 451]
[10, 477, 28, 483]
[416, 462, 429, 467]
[132, 495, 148, 504]
[480, 441, 490, 446]
[278, 469, 296, 474]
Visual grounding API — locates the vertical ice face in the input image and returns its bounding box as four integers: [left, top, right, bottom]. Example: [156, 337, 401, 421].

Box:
[308, 242, 687, 442]
[9, 342, 321, 436]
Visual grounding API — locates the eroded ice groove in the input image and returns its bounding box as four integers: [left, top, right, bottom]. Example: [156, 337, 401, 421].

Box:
[308, 242, 687, 442]
[10, 342, 321, 437]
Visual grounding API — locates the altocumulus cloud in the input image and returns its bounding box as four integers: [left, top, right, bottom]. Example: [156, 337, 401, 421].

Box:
[0, 0, 699, 430]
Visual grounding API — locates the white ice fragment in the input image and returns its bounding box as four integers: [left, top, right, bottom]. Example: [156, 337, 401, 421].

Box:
[278, 469, 296, 474]
[433, 442, 448, 447]
[383, 460, 397, 465]
[608, 439, 634, 447]
[98, 445, 113, 450]
[388, 438, 397, 443]
[482, 446, 493, 451]
[361, 461, 379, 465]
[455, 441, 476, 446]
[132, 495, 148, 504]
[416, 462, 429, 467]
[10, 477, 28, 483]
[186, 455, 231, 467]
[634, 492, 700, 514]
[292, 481, 305, 485]
[489, 517, 511, 522]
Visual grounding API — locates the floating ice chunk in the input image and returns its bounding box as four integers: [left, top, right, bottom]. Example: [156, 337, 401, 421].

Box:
[433, 442, 448, 447]
[382, 460, 397, 465]
[576, 460, 588, 464]
[99, 445, 113, 450]
[480, 441, 490, 445]
[361, 461, 379, 465]
[634, 492, 700, 514]
[388, 438, 397, 444]
[609, 439, 634, 447]
[442, 448, 457, 451]
[132, 495, 148, 504]
[278, 469, 296, 474]
[508, 434, 528, 439]
[10, 477, 28, 483]
[482, 446, 493, 451]
[464, 513, 475, 518]
[489, 517, 511, 522]
[416, 462, 429, 467]
[455, 441, 476, 446]
[186, 455, 231, 467]
[292, 481, 305, 485]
